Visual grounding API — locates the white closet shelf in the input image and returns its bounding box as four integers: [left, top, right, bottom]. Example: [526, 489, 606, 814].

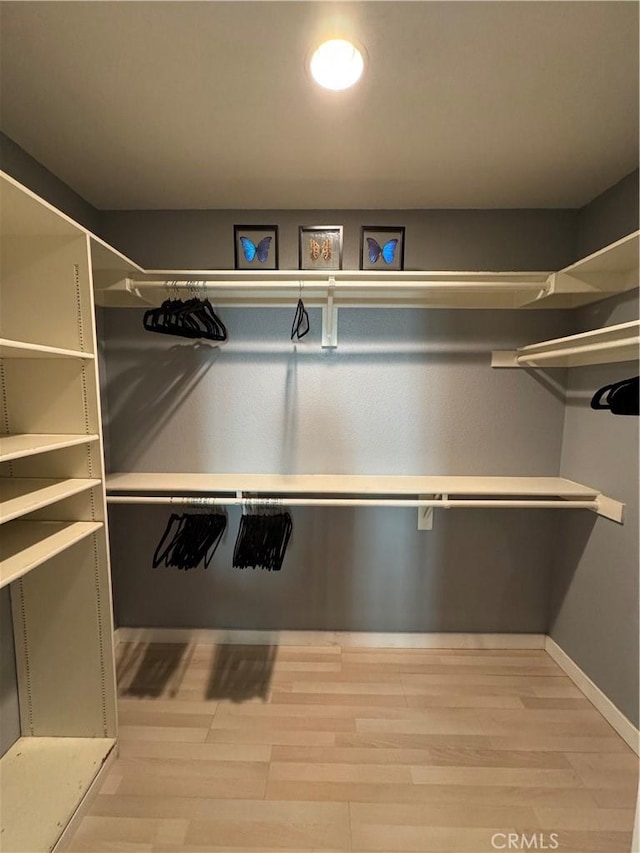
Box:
[0, 477, 101, 524]
[492, 320, 640, 368]
[0, 520, 103, 588]
[0, 736, 116, 853]
[105, 473, 625, 523]
[0, 433, 100, 463]
[0, 338, 95, 359]
[91, 230, 639, 311]
[551, 230, 639, 293]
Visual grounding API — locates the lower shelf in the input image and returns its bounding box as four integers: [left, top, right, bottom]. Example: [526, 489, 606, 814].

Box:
[0, 520, 103, 588]
[0, 736, 116, 853]
[105, 473, 625, 523]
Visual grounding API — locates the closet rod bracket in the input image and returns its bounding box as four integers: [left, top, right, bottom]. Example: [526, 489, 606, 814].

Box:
[418, 495, 436, 530]
[322, 277, 338, 348]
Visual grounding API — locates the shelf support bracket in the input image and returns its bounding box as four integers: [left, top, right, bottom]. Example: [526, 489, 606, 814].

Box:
[491, 350, 520, 368]
[594, 495, 625, 524]
[322, 278, 338, 348]
[418, 495, 436, 530]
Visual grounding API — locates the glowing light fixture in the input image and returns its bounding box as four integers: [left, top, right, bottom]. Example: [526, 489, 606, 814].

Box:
[309, 39, 365, 90]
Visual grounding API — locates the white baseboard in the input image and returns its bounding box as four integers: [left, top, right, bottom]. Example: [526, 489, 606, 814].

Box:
[545, 636, 639, 756]
[114, 627, 545, 650]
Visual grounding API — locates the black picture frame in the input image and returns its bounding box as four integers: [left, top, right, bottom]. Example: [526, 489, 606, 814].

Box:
[360, 226, 405, 271]
[234, 225, 279, 270]
[298, 225, 343, 271]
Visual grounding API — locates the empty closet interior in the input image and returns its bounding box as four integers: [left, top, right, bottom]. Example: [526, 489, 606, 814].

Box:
[0, 2, 638, 851]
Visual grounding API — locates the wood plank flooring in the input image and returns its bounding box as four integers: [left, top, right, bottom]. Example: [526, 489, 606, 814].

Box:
[66, 643, 638, 853]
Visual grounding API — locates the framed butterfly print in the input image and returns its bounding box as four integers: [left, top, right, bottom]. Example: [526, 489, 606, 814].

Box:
[299, 225, 343, 271]
[360, 226, 405, 271]
[234, 225, 279, 270]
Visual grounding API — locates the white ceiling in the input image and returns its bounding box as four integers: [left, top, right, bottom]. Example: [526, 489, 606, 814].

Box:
[0, 1, 638, 210]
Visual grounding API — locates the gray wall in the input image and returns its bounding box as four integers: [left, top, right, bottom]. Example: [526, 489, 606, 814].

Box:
[549, 176, 639, 727]
[575, 168, 639, 259]
[0, 588, 20, 755]
[0, 131, 102, 233]
[551, 290, 639, 725]
[100, 204, 577, 635]
[100, 208, 577, 272]
[105, 305, 571, 633]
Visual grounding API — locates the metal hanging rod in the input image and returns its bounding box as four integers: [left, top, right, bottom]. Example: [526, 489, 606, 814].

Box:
[126, 278, 548, 292]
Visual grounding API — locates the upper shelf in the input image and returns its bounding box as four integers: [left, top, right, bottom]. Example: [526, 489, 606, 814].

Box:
[492, 320, 640, 368]
[2, 170, 637, 313]
[92, 230, 639, 311]
[553, 231, 639, 294]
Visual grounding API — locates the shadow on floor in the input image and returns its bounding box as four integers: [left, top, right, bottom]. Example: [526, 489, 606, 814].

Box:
[206, 643, 278, 703]
[117, 642, 193, 698]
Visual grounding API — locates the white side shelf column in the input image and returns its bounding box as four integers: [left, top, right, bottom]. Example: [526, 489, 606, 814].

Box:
[0, 171, 118, 853]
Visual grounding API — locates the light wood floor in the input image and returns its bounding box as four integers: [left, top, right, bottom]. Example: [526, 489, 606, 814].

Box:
[66, 643, 638, 853]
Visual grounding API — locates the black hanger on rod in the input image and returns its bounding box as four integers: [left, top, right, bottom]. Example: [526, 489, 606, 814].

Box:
[291, 281, 310, 340]
[591, 376, 639, 416]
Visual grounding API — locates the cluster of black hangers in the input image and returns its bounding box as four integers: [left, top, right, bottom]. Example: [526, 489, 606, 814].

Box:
[233, 513, 293, 571]
[152, 513, 227, 570]
[143, 295, 228, 341]
[142, 283, 310, 342]
[152, 509, 292, 572]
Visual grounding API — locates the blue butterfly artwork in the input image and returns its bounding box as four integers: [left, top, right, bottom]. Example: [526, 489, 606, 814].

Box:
[366, 236, 399, 265]
[240, 235, 272, 263]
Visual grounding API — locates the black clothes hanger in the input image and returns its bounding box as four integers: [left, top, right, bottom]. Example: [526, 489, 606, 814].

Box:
[152, 513, 185, 568]
[233, 512, 292, 571]
[591, 376, 639, 416]
[291, 298, 310, 340]
[152, 512, 227, 570]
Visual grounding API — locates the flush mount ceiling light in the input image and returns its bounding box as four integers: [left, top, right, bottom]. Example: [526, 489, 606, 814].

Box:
[309, 39, 365, 90]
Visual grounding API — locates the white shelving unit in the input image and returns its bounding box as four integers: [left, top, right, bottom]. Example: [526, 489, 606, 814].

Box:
[492, 320, 640, 368]
[0, 172, 117, 852]
[106, 472, 626, 524]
